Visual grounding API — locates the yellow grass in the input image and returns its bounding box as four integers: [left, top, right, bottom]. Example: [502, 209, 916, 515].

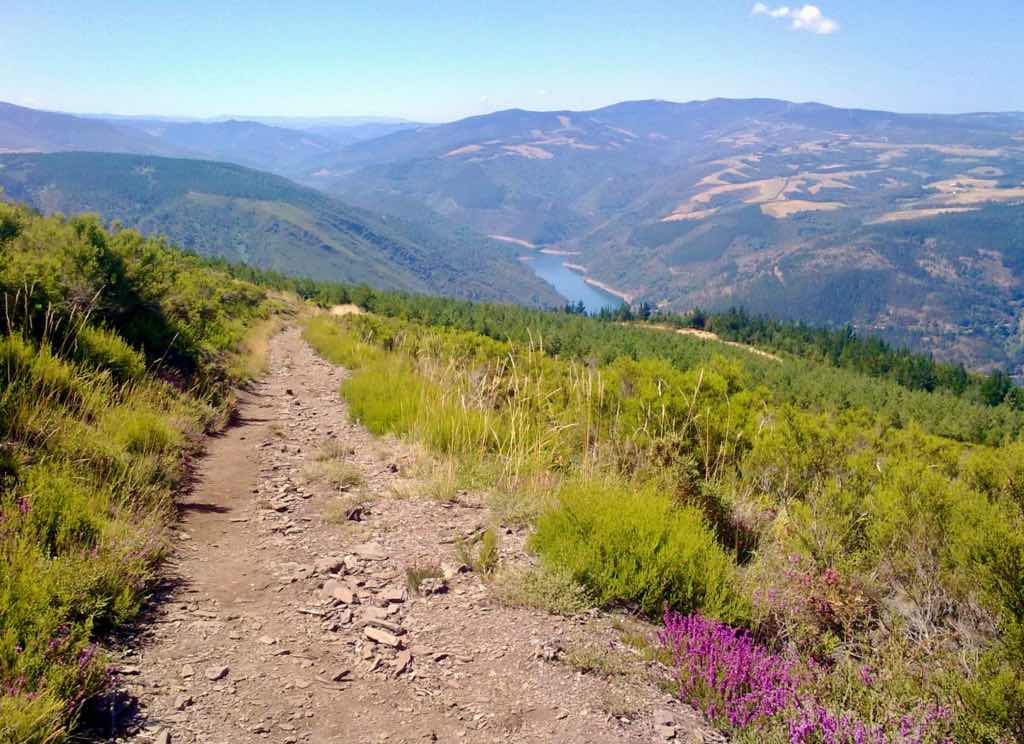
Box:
[502, 144, 554, 160]
[761, 200, 846, 218]
[867, 207, 981, 225]
[443, 144, 483, 158]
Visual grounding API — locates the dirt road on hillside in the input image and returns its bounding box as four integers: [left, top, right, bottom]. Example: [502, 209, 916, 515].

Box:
[99, 327, 718, 744]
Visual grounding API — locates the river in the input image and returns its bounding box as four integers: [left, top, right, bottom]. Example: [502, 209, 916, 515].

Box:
[525, 253, 624, 314]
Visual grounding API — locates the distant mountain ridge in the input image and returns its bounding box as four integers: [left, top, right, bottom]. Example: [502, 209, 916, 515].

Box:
[0, 101, 186, 156]
[0, 102, 426, 175]
[311, 98, 1024, 375]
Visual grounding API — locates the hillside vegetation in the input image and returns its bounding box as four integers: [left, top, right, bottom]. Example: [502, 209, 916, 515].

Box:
[304, 296, 1024, 742]
[0, 203, 281, 742]
[0, 152, 561, 307]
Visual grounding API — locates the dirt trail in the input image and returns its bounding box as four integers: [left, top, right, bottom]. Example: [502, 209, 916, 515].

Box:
[107, 327, 717, 744]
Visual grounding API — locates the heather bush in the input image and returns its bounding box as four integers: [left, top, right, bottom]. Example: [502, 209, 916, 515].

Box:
[660, 611, 956, 744]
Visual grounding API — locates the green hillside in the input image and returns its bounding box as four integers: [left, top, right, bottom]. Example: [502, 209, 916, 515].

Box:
[3, 201, 1023, 743]
[0, 202, 280, 741]
[0, 152, 562, 306]
[302, 291, 1024, 743]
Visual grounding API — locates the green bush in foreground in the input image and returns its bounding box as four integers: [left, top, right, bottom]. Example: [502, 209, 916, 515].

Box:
[531, 476, 746, 621]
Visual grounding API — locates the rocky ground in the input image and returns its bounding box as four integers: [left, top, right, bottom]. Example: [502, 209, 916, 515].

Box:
[100, 327, 721, 744]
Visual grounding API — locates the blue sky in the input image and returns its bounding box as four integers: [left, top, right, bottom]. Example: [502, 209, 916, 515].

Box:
[3, 1, 1022, 122]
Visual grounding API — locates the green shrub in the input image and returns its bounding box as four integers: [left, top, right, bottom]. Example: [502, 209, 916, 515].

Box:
[531, 475, 746, 620]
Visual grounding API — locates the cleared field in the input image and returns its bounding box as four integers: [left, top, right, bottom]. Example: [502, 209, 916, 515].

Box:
[761, 200, 845, 218]
[443, 144, 483, 158]
[502, 144, 554, 160]
[867, 207, 981, 224]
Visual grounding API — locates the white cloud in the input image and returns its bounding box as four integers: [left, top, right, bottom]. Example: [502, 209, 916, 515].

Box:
[752, 3, 839, 34]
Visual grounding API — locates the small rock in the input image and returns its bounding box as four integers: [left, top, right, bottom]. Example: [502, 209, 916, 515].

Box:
[382, 587, 406, 603]
[441, 562, 469, 580]
[173, 694, 192, 711]
[363, 617, 405, 635]
[418, 578, 447, 595]
[352, 542, 387, 561]
[315, 556, 345, 575]
[361, 606, 390, 621]
[324, 579, 356, 603]
[364, 626, 402, 648]
[655, 723, 677, 740]
[394, 650, 413, 675]
[329, 668, 352, 682]
[179, 664, 194, 679]
[653, 709, 676, 727]
[204, 665, 229, 681]
[155, 730, 171, 744]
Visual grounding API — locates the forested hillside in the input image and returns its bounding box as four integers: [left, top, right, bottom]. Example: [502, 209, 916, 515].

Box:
[0, 152, 561, 307]
[314, 98, 1024, 376]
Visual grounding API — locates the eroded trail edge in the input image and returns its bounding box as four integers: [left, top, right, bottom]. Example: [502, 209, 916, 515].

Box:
[110, 327, 716, 744]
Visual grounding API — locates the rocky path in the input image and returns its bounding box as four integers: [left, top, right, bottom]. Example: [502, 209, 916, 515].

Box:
[107, 327, 715, 744]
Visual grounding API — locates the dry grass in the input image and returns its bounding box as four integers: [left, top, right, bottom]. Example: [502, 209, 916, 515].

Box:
[761, 200, 845, 218]
[501, 144, 554, 160]
[867, 207, 982, 224]
[443, 144, 483, 158]
[563, 642, 629, 678]
[305, 459, 365, 490]
[406, 563, 445, 593]
[493, 564, 592, 615]
[227, 316, 284, 382]
[322, 491, 369, 524]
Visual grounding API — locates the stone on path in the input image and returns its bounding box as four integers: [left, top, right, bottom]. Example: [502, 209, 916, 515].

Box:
[205, 665, 229, 681]
[364, 626, 402, 647]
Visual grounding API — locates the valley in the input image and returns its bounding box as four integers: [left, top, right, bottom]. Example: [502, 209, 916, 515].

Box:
[4, 97, 1023, 377]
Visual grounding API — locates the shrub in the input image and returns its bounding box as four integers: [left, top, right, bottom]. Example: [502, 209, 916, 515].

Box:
[531, 475, 745, 620]
[493, 564, 592, 615]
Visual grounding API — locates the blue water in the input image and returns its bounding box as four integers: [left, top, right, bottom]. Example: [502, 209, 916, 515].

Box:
[526, 253, 624, 314]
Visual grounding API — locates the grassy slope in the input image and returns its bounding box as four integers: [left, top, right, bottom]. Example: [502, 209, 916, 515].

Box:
[304, 303, 1024, 743]
[0, 203, 283, 742]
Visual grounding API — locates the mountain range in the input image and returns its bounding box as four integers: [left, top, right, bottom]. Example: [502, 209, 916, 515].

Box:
[2, 97, 1023, 374]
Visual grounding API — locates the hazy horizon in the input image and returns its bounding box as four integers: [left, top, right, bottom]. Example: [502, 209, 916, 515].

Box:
[9, 95, 1024, 129]
[5, 1, 1022, 121]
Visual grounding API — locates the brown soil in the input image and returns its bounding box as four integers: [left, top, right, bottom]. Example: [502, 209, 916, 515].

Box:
[105, 328, 719, 744]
